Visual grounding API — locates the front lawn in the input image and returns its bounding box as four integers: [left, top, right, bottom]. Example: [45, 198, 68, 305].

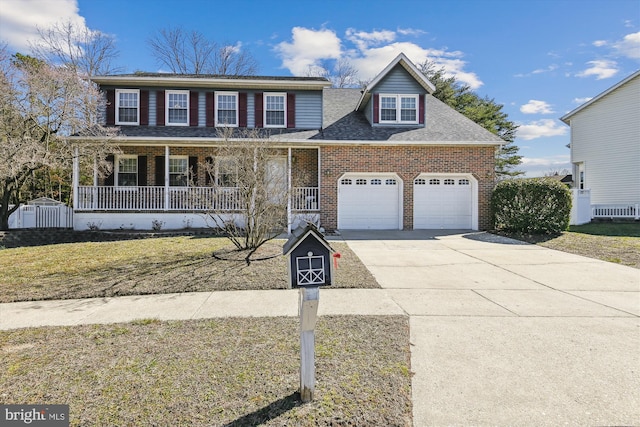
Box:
[498, 222, 640, 268]
[0, 237, 379, 303]
[0, 316, 412, 426]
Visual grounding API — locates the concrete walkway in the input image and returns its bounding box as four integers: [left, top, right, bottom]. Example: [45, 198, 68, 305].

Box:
[1, 230, 639, 426]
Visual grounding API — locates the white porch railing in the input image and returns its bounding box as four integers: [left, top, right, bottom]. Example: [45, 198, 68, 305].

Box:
[76, 186, 319, 212]
[592, 204, 639, 220]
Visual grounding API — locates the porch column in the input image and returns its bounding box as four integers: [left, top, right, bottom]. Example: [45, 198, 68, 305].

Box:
[92, 155, 98, 210]
[164, 146, 170, 211]
[72, 147, 79, 210]
[287, 147, 292, 235]
[317, 148, 321, 213]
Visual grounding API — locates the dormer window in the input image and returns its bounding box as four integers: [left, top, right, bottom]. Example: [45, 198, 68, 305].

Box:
[116, 89, 139, 125]
[379, 94, 419, 124]
[166, 90, 189, 126]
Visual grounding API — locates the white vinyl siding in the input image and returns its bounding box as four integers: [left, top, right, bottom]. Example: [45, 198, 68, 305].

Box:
[569, 75, 640, 205]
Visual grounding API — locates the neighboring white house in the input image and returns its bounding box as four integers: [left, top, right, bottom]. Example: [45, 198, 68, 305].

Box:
[561, 70, 640, 219]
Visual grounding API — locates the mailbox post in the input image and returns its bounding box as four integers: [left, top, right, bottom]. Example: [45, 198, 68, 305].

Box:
[283, 224, 334, 403]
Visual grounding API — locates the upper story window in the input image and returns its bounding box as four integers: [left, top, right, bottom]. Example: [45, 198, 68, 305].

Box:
[117, 155, 138, 186]
[379, 94, 419, 125]
[264, 93, 286, 128]
[116, 89, 139, 125]
[216, 92, 238, 127]
[166, 90, 189, 126]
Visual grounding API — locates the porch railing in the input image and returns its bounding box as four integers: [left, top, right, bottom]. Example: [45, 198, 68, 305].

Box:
[76, 186, 319, 212]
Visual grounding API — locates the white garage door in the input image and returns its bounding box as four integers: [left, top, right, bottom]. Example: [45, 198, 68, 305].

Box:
[338, 174, 402, 230]
[413, 175, 474, 229]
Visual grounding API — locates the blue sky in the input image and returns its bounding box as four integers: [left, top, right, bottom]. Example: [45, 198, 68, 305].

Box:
[1, 0, 639, 177]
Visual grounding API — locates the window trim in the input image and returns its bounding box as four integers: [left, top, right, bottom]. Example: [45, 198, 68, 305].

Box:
[165, 90, 190, 126]
[115, 155, 138, 187]
[263, 92, 287, 128]
[168, 155, 189, 187]
[378, 93, 419, 125]
[215, 91, 239, 127]
[115, 89, 140, 125]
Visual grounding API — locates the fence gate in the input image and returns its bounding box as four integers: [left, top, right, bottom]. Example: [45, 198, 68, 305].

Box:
[8, 201, 73, 229]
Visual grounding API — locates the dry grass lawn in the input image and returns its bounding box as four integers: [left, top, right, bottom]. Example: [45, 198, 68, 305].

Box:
[0, 316, 412, 426]
[0, 237, 379, 303]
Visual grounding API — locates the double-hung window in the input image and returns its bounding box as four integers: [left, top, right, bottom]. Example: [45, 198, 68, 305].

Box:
[215, 157, 238, 187]
[264, 93, 286, 128]
[116, 89, 139, 125]
[117, 155, 138, 186]
[169, 156, 188, 186]
[215, 92, 238, 127]
[166, 90, 189, 126]
[379, 94, 419, 124]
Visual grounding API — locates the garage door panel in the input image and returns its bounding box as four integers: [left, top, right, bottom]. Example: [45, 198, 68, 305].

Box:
[414, 176, 473, 229]
[338, 175, 401, 230]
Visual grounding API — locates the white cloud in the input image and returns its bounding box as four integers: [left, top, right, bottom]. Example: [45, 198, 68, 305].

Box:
[613, 31, 640, 59]
[517, 119, 567, 140]
[274, 27, 342, 75]
[576, 59, 619, 79]
[573, 97, 592, 104]
[520, 155, 571, 178]
[397, 28, 427, 37]
[592, 40, 607, 47]
[275, 26, 483, 89]
[520, 100, 554, 114]
[0, 0, 87, 52]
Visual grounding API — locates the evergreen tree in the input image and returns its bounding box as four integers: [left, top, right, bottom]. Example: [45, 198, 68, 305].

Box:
[419, 61, 522, 179]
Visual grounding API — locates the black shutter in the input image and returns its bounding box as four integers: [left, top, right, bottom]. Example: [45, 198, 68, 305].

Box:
[140, 91, 149, 126]
[238, 92, 247, 127]
[155, 156, 165, 186]
[206, 92, 214, 127]
[287, 93, 295, 128]
[105, 155, 115, 186]
[189, 156, 198, 185]
[137, 156, 147, 186]
[106, 90, 115, 125]
[205, 156, 214, 185]
[255, 93, 263, 128]
[189, 91, 199, 126]
[156, 90, 165, 126]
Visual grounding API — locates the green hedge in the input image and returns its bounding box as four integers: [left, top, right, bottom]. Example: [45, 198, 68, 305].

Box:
[491, 178, 572, 234]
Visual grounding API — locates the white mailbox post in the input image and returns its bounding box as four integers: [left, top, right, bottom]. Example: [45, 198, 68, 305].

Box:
[283, 224, 335, 403]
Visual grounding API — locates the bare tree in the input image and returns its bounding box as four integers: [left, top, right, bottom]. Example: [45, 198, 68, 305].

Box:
[29, 20, 121, 76]
[305, 58, 359, 88]
[147, 27, 258, 75]
[0, 47, 118, 230]
[199, 128, 289, 262]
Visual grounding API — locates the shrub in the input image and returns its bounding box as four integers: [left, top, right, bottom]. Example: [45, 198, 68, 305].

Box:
[491, 178, 572, 234]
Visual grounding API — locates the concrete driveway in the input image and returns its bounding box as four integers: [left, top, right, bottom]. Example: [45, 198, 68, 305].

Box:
[341, 230, 640, 427]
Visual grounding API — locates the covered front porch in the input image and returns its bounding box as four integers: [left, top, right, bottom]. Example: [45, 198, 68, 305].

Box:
[72, 144, 320, 232]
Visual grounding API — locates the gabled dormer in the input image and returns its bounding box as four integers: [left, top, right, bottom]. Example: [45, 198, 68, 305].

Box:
[356, 53, 435, 127]
[94, 74, 331, 130]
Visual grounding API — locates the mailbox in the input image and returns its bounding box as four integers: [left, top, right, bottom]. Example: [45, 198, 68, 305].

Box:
[283, 223, 335, 288]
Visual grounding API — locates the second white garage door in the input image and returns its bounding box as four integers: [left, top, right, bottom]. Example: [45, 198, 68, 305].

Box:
[413, 174, 475, 229]
[338, 174, 402, 230]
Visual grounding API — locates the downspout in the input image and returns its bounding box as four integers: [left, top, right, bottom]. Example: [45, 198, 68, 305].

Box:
[287, 147, 292, 235]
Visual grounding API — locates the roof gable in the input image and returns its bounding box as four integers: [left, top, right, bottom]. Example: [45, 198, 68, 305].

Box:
[561, 70, 640, 124]
[356, 53, 436, 111]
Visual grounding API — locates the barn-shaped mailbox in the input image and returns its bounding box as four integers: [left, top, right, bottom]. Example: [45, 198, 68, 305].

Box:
[283, 224, 335, 288]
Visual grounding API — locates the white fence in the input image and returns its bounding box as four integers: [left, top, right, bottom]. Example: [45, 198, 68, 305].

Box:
[570, 189, 592, 225]
[8, 204, 74, 229]
[592, 204, 639, 220]
[571, 189, 639, 224]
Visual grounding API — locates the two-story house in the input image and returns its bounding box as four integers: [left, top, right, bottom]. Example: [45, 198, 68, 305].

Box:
[71, 53, 504, 232]
[561, 70, 640, 220]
